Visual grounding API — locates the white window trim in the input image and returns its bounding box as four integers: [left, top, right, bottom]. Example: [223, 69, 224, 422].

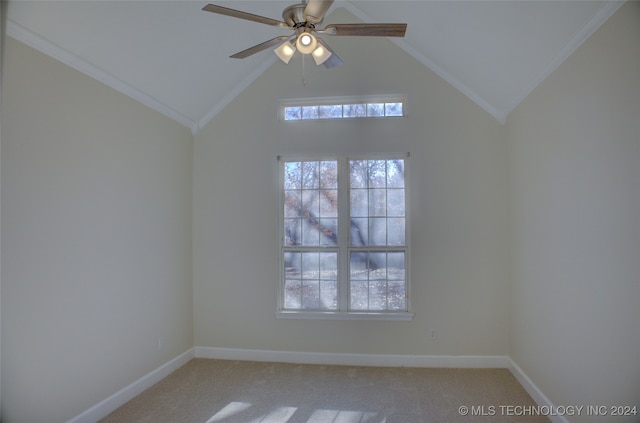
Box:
[279, 94, 407, 121]
[277, 154, 413, 321]
[276, 311, 414, 321]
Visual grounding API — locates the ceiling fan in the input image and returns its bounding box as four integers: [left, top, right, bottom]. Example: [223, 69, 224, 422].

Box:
[202, 0, 407, 68]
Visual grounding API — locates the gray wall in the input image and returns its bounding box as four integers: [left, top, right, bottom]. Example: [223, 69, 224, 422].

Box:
[1, 37, 194, 422]
[193, 9, 510, 357]
[2, 4, 638, 422]
[0, 1, 5, 415]
[507, 2, 640, 421]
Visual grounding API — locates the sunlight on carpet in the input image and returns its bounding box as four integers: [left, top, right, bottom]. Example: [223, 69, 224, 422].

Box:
[206, 402, 383, 423]
[100, 359, 549, 423]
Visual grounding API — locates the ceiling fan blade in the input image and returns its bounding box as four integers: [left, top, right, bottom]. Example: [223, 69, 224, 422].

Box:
[202, 4, 291, 29]
[303, 0, 334, 24]
[230, 36, 292, 59]
[324, 23, 407, 37]
[317, 39, 343, 69]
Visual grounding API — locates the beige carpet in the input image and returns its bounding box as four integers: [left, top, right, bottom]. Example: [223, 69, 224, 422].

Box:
[100, 358, 550, 423]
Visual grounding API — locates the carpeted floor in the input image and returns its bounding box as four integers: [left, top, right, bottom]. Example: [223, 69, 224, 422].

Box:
[100, 358, 550, 423]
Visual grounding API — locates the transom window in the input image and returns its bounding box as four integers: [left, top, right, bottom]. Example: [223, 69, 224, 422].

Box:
[278, 155, 411, 320]
[281, 96, 406, 121]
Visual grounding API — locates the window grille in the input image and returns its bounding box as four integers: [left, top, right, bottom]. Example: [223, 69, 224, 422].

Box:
[279, 155, 411, 320]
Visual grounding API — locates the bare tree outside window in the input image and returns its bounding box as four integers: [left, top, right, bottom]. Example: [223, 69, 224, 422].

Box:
[281, 156, 408, 315]
[282, 97, 405, 121]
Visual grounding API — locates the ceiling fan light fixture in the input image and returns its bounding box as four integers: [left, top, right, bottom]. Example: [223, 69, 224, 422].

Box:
[296, 32, 317, 55]
[274, 41, 296, 63]
[311, 45, 332, 65]
[202, 1, 406, 69]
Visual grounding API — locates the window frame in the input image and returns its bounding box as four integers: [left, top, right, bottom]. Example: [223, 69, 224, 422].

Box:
[279, 95, 407, 122]
[277, 154, 413, 321]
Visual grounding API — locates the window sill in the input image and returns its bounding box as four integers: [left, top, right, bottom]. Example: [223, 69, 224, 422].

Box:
[276, 311, 414, 321]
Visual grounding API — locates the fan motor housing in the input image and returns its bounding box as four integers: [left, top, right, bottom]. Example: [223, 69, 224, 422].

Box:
[283, 4, 317, 27]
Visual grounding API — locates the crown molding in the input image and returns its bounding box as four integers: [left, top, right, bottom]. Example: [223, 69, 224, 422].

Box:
[193, 55, 278, 136]
[502, 0, 626, 120]
[341, 2, 507, 125]
[6, 19, 197, 131]
[7, 1, 624, 132]
[343, 0, 625, 126]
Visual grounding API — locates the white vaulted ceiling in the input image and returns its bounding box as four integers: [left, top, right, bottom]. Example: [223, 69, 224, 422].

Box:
[5, 1, 624, 134]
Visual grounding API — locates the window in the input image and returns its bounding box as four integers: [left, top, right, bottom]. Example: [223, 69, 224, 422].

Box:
[281, 96, 406, 121]
[278, 155, 411, 320]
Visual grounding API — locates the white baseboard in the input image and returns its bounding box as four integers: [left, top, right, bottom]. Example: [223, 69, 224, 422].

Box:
[68, 348, 561, 423]
[195, 346, 509, 369]
[508, 358, 569, 423]
[67, 348, 195, 423]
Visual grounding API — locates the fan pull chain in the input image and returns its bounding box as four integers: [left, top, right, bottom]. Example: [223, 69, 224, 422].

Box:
[301, 54, 306, 86]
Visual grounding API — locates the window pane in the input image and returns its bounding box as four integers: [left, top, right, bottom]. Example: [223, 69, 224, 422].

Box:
[387, 218, 405, 246]
[369, 189, 387, 216]
[282, 252, 338, 310]
[387, 189, 405, 216]
[319, 190, 337, 217]
[302, 281, 320, 309]
[350, 160, 368, 188]
[343, 103, 366, 118]
[302, 190, 319, 215]
[350, 280, 368, 310]
[350, 252, 366, 310]
[285, 99, 404, 121]
[369, 252, 387, 279]
[284, 218, 301, 246]
[388, 252, 406, 310]
[319, 161, 338, 189]
[388, 252, 405, 279]
[301, 252, 319, 278]
[350, 217, 368, 246]
[319, 104, 343, 119]
[284, 252, 301, 276]
[319, 252, 337, 310]
[369, 281, 387, 310]
[385, 102, 403, 116]
[319, 252, 337, 276]
[284, 190, 301, 217]
[284, 106, 302, 121]
[302, 220, 320, 246]
[368, 160, 387, 188]
[387, 160, 405, 188]
[388, 281, 406, 310]
[350, 189, 368, 217]
[350, 252, 368, 280]
[320, 280, 337, 310]
[367, 103, 384, 117]
[284, 252, 302, 309]
[284, 160, 340, 247]
[369, 218, 387, 246]
[302, 162, 320, 189]
[302, 105, 318, 120]
[282, 156, 408, 315]
[319, 218, 337, 246]
[348, 251, 407, 312]
[319, 162, 338, 244]
[284, 279, 302, 309]
[284, 162, 301, 189]
[301, 189, 319, 245]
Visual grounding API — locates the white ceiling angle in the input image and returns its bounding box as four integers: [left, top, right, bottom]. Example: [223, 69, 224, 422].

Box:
[5, 0, 625, 134]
